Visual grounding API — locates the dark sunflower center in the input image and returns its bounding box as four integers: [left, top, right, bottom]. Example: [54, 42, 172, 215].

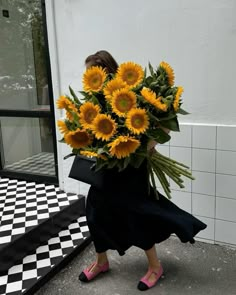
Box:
[91, 74, 102, 87]
[74, 132, 89, 143]
[98, 119, 113, 134]
[131, 114, 144, 128]
[116, 95, 133, 112]
[84, 110, 97, 123]
[125, 71, 138, 84]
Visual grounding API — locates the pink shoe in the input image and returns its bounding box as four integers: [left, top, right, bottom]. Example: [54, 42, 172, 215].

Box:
[79, 261, 109, 282]
[137, 264, 163, 291]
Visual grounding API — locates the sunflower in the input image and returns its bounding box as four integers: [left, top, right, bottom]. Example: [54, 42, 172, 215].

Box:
[64, 128, 91, 149]
[103, 78, 127, 101]
[111, 88, 137, 117]
[56, 95, 71, 109]
[126, 108, 149, 135]
[83, 66, 107, 93]
[141, 87, 168, 112]
[116, 62, 144, 88]
[159, 61, 175, 86]
[108, 136, 140, 159]
[91, 114, 117, 141]
[57, 120, 69, 134]
[80, 150, 107, 160]
[173, 86, 184, 111]
[79, 102, 100, 129]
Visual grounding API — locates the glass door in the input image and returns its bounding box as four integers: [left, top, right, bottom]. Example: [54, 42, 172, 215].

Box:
[0, 0, 58, 183]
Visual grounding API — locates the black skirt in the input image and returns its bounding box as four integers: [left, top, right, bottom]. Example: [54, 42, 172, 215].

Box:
[86, 161, 207, 256]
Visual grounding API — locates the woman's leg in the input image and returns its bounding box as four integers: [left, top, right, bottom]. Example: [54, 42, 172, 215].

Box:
[88, 251, 109, 272]
[138, 245, 162, 287]
[79, 251, 109, 282]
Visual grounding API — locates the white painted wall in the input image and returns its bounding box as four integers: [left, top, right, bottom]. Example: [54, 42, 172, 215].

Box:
[46, 0, 236, 191]
[47, 0, 236, 125]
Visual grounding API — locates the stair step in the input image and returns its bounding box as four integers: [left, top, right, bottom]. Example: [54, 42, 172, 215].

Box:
[0, 178, 86, 274]
[0, 216, 91, 295]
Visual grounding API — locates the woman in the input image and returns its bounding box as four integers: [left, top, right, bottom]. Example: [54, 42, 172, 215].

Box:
[79, 50, 207, 291]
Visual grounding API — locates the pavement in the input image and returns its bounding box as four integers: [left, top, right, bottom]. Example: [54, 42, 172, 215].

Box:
[35, 237, 236, 295]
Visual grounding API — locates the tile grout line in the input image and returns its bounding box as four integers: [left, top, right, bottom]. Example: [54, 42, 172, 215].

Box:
[214, 126, 217, 243]
[191, 125, 193, 214]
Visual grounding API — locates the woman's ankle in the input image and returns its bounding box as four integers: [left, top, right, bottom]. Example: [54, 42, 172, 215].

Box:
[96, 252, 108, 265]
[148, 260, 161, 270]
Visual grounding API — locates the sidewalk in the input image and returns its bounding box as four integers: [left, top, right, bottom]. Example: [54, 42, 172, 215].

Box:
[35, 237, 236, 295]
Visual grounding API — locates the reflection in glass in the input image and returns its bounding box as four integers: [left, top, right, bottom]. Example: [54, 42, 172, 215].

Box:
[0, 117, 55, 176]
[0, 0, 49, 110]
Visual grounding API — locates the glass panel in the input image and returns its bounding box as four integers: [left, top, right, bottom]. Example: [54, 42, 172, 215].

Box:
[0, 117, 56, 176]
[0, 0, 50, 110]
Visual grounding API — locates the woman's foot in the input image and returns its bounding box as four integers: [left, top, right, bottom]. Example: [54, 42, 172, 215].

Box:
[79, 261, 109, 282]
[137, 263, 163, 291]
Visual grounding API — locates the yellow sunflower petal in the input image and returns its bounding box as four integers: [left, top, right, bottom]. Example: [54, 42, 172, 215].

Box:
[141, 87, 168, 112]
[111, 88, 137, 117]
[117, 62, 144, 88]
[91, 114, 117, 141]
[103, 78, 128, 101]
[64, 129, 91, 149]
[80, 150, 107, 160]
[83, 66, 107, 93]
[57, 120, 69, 134]
[159, 61, 175, 86]
[173, 86, 184, 111]
[126, 108, 149, 135]
[108, 136, 140, 159]
[56, 96, 71, 109]
[79, 102, 101, 129]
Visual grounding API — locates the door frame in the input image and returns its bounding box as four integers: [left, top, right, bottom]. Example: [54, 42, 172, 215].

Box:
[0, 0, 58, 184]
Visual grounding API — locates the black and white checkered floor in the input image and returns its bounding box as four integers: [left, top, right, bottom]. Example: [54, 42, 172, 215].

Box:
[5, 153, 55, 176]
[0, 178, 78, 245]
[0, 216, 89, 295]
[0, 177, 90, 295]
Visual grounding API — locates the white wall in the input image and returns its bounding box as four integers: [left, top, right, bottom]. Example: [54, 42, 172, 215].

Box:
[47, 0, 236, 125]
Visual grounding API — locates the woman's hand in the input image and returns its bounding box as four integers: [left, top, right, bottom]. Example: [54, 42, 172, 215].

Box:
[147, 126, 170, 153]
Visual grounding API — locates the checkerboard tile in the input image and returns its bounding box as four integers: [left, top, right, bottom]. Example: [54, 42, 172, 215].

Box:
[4, 153, 55, 176]
[0, 177, 79, 247]
[0, 216, 90, 295]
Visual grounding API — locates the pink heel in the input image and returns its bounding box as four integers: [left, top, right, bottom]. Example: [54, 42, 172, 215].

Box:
[137, 264, 163, 291]
[79, 261, 109, 282]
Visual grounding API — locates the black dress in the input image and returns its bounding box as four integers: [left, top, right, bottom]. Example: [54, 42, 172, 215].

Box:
[86, 161, 207, 256]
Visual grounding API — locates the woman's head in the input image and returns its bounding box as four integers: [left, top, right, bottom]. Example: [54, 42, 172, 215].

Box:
[85, 50, 118, 74]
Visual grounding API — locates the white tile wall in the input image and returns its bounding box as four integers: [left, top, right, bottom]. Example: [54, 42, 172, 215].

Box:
[170, 146, 192, 169]
[216, 174, 236, 200]
[169, 125, 191, 147]
[216, 150, 236, 175]
[217, 126, 236, 151]
[192, 193, 215, 218]
[192, 171, 215, 196]
[195, 216, 215, 240]
[192, 148, 216, 173]
[170, 190, 192, 213]
[215, 220, 236, 245]
[155, 145, 170, 157]
[192, 125, 216, 149]
[168, 124, 236, 246]
[216, 197, 236, 223]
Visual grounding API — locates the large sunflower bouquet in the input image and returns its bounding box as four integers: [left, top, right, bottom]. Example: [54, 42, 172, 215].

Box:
[57, 61, 194, 199]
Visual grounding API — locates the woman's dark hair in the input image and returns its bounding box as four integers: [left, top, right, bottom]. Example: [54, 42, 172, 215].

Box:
[85, 50, 118, 74]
